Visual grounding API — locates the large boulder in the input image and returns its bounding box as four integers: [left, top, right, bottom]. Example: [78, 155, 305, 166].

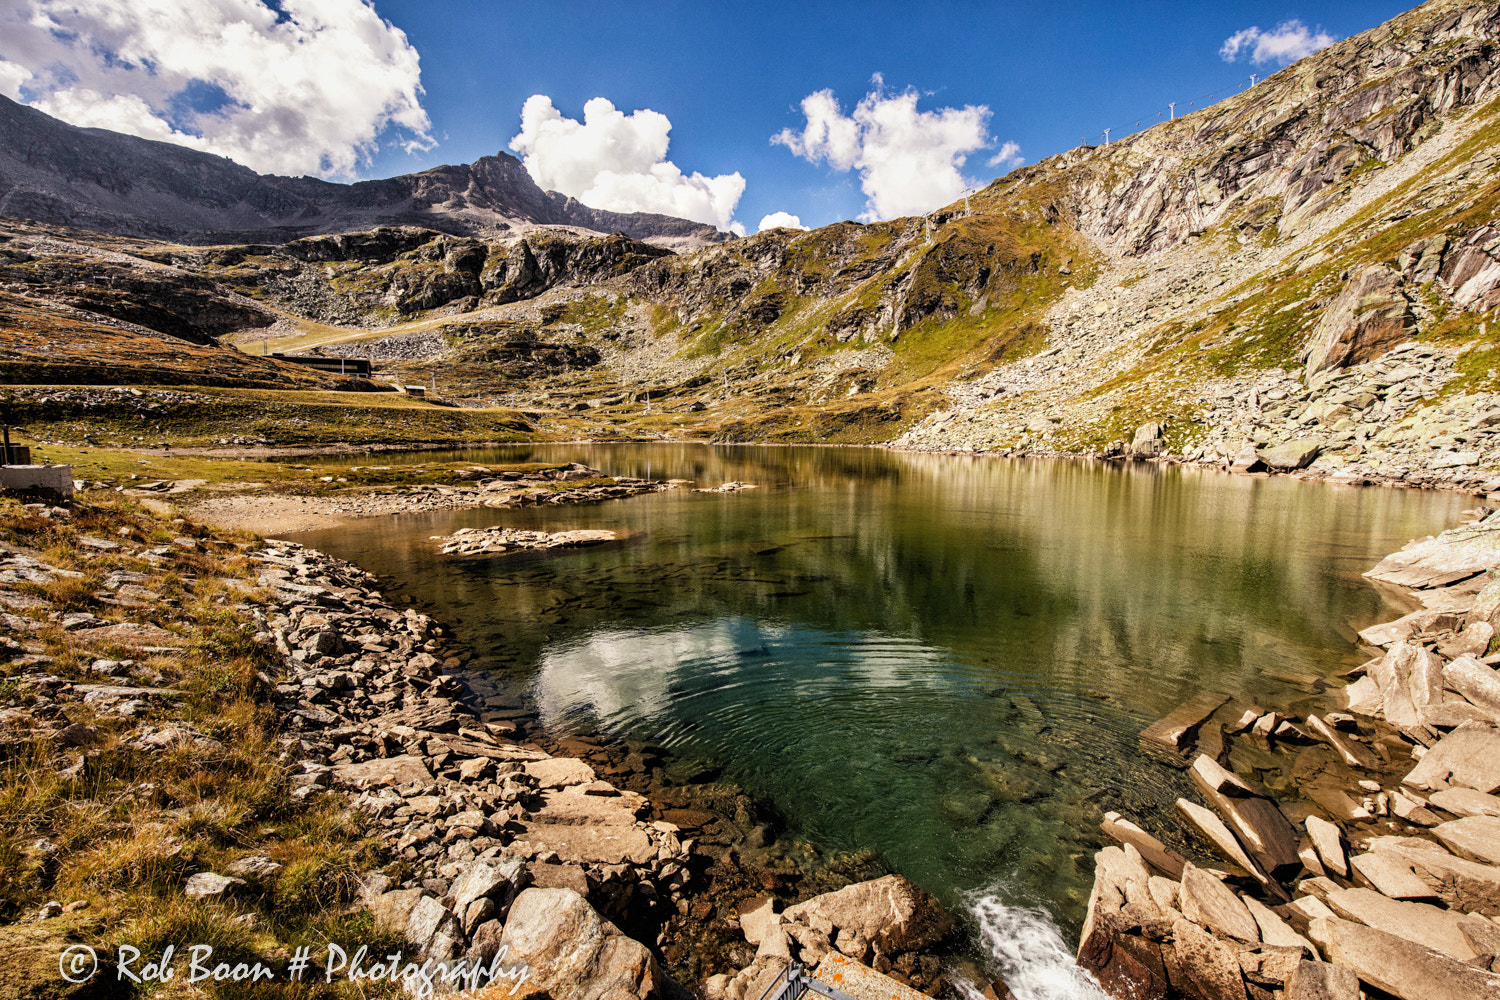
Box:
[1075, 847, 1172, 1000]
[1304, 265, 1414, 378]
[1257, 439, 1322, 471]
[1131, 422, 1164, 457]
[498, 887, 659, 1000]
[781, 874, 955, 960]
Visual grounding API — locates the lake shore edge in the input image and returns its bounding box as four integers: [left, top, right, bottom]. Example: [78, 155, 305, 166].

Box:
[1073, 505, 1500, 1000]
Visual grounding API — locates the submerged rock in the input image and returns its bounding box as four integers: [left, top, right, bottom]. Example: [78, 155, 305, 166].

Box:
[434, 526, 619, 556]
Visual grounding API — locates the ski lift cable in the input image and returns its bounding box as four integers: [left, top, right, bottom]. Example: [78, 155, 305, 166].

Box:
[1089, 74, 1259, 146]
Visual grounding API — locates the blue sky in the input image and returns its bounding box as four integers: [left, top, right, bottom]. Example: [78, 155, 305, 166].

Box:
[367, 1, 1409, 228]
[0, 1, 1415, 232]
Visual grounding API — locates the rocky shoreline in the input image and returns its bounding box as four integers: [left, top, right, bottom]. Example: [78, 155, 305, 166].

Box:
[1075, 507, 1500, 999]
[12, 446, 1500, 1000]
[0, 488, 958, 999]
[191, 462, 683, 535]
[894, 340, 1500, 500]
[235, 541, 962, 998]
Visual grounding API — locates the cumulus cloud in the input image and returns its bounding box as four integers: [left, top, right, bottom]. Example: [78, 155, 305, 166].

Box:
[509, 95, 746, 232]
[1220, 20, 1336, 66]
[758, 211, 809, 232]
[772, 81, 1007, 222]
[0, 0, 432, 178]
[987, 140, 1023, 171]
[0, 60, 30, 100]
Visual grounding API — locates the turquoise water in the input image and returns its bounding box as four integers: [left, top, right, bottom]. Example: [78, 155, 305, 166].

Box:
[290, 444, 1463, 975]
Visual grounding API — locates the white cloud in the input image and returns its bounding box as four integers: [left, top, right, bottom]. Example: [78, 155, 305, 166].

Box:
[0, 60, 30, 100]
[758, 211, 809, 232]
[509, 95, 746, 232]
[0, 0, 432, 178]
[987, 140, 1023, 171]
[1220, 20, 1336, 66]
[773, 82, 1003, 223]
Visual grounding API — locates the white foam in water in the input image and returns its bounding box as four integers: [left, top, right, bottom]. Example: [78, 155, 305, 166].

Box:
[959, 890, 1110, 1000]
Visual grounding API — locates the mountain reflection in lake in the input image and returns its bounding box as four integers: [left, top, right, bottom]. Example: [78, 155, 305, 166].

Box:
[291, 444, 1463, 931]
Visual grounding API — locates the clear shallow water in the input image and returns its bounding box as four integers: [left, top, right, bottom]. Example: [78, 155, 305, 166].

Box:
[290, 444, 1463, 982]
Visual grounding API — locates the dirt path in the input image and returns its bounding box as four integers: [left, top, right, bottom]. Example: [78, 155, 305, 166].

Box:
[188, 470, 685, 536]
[190, 494, 363, 535]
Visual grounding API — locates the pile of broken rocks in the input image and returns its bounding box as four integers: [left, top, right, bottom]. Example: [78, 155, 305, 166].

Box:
[244, 541, 691, 992]
[1081, 509, 1500, 1000]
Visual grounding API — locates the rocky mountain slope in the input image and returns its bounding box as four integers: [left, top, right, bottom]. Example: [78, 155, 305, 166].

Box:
[5, 0, 1500, 493]
[0, 95, 725, 248]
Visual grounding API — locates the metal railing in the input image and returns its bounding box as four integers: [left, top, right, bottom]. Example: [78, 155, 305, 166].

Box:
[753, 961, 860, 1000]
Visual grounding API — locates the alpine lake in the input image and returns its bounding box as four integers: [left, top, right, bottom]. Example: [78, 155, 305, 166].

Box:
[287, 443, 1466, 989]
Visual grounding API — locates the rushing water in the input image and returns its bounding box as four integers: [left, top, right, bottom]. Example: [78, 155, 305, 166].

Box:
[290, 444, 1463, 991]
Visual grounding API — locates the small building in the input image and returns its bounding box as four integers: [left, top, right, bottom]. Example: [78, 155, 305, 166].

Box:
[404, 385, 426, 398]
[0, 465, 73, 498]
[270, 353, 373, 377]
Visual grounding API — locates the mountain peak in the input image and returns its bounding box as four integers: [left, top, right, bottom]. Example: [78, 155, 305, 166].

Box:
[0, 94, 728, 249]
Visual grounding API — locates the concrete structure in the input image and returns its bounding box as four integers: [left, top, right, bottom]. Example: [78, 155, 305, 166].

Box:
[0, 465, 74, 497]
[270, 353, 372, 377]
[812, 953, 930, 1000]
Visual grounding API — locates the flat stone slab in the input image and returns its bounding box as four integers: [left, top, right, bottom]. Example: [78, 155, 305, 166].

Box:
[73, 683, 182, 700]
[1429, 787, 1500, 817]
[1306, 816, 1348, 877]
[1141, 691, 1229, 750]
[1244, 895, 1315, 956]
[1101, 812, 1187, 879]
[524, 757, 597, 789]
[1365, 521, 1500, 590]
[1179, 862, 1259, 942]
[1350, 852, 1442, 903]
[527, 785, 648, 826]
[1322, 888, 1479, 961]
[1403, 722, 1500, 793]
[1422, 701, 1497, 729]
[1308, 916, 1500, 1000]
[1370, 837, 1500, 915]
[331, 754, 434, 789]
[435, 527, 619, 556]
[1433, 815, 1500, 866]
[1190, 756, 1301, 877]
[1359, 610, 1433, 647]
[509, 823, 655, 866]
[1176, 798, 1270, 885]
